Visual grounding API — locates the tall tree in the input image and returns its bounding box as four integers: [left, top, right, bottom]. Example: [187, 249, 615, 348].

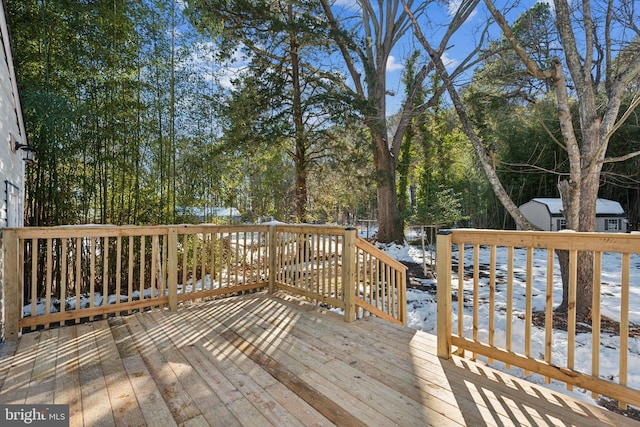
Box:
[408, 0, 640, 319]
[186, 0, 349, 223]
[319, 0, 479, 242]
[487, 0, 640, 317]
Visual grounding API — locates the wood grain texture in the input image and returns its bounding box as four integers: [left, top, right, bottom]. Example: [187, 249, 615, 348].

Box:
[0, 292, 634, 426]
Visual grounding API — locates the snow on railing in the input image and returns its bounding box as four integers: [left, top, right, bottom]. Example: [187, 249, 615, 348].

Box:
[436, 229, 640, 410]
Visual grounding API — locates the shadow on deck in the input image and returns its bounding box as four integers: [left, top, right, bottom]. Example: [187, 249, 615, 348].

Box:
[0, 292, 635, 426]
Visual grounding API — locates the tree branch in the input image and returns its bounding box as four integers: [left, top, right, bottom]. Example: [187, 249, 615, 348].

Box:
[403, 0, 538, 230]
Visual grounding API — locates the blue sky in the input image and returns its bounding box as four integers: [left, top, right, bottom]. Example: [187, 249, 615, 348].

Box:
[201, 1, 553, 115]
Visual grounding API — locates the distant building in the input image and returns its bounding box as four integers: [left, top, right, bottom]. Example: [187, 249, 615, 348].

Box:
[1, 2, 31, 228]
[518, 198, 628, 232]
[177, 206, 242, 224]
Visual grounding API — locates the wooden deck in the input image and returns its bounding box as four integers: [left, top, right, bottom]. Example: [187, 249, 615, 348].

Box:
[0, 292, 636, 427]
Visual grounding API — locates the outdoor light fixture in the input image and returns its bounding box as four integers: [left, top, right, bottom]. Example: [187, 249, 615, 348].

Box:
[14, 141, 36, 163]
[11, 132, 36, 163]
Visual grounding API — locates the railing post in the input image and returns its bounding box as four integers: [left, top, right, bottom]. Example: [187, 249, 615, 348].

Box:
[268, 224, 277, 294]
[3, 229, 20, 340]
[436, 230, 453, 359]
[342, 227, 357, 322]
[398, 268, 407, 326]
[167, 227, 178, 311]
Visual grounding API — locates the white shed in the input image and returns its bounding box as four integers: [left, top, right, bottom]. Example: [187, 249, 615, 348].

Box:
[1, 2, 31, 228]
[518, 198, 628, 232]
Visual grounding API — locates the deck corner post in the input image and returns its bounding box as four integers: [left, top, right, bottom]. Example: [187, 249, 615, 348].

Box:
[167, 227, 178, 311]
[342, 227, 357, 322]
[399, 268, 407, 326]
[436, 230, 453, 359]
[268, 224, 277, 294]
[3, 229, 21, 340]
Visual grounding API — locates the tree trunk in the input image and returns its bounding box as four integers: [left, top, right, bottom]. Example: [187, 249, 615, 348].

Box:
[397, 119, 414, 217]
[294, 162, 308, 223]
[289, 5, 308, 223]
[373, 132, 404, 243]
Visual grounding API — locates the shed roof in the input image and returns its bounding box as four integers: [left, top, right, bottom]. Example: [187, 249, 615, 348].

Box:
[530, 198, 625, 215]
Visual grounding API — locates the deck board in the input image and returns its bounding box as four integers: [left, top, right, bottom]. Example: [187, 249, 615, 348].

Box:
[0, 330, 39, 404]
[76, 322, 116, 427]
[110, 318, 177, 427]
[54, 325, 83, 427]
[0, 292, 637, 427]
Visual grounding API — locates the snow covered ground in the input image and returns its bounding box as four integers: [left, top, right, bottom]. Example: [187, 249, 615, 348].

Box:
[381, 239, 640, 408]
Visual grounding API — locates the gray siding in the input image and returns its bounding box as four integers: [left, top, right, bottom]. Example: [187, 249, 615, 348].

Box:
[1, 2, 28, 341]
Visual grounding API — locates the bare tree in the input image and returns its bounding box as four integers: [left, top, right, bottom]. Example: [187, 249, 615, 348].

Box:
[319, 0, 479, 243]
[407, 0, 640, 319]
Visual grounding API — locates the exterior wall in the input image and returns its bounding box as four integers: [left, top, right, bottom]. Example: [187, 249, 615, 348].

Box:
[0, 10, 27, 228]
[596, 217, 628, 233]
[1, 3, 28, 341]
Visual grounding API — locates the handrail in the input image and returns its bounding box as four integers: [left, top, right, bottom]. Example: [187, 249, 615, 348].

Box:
[436, 229, 640, 409]
[3, 225, 272, 339]
[268, 225, 407, 325]
[354, 237, 407, 325]
[3, 223, 407, 339]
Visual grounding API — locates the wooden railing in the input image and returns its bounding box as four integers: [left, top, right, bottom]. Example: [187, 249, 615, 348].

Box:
[436, 229, 640, 409]
[270, 225, 407, 325]
[2, 224, 406, 340]
[353, 237, 406, 324]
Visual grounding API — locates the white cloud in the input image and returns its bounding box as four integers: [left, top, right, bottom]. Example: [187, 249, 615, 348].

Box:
[386, 55, 403, 72]
[442, 52, 459, 70]
[218, 67, 248, 89]
[333, 0, 360, 10]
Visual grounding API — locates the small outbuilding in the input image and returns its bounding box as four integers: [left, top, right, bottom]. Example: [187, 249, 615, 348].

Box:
[518, 198, 628, 232]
